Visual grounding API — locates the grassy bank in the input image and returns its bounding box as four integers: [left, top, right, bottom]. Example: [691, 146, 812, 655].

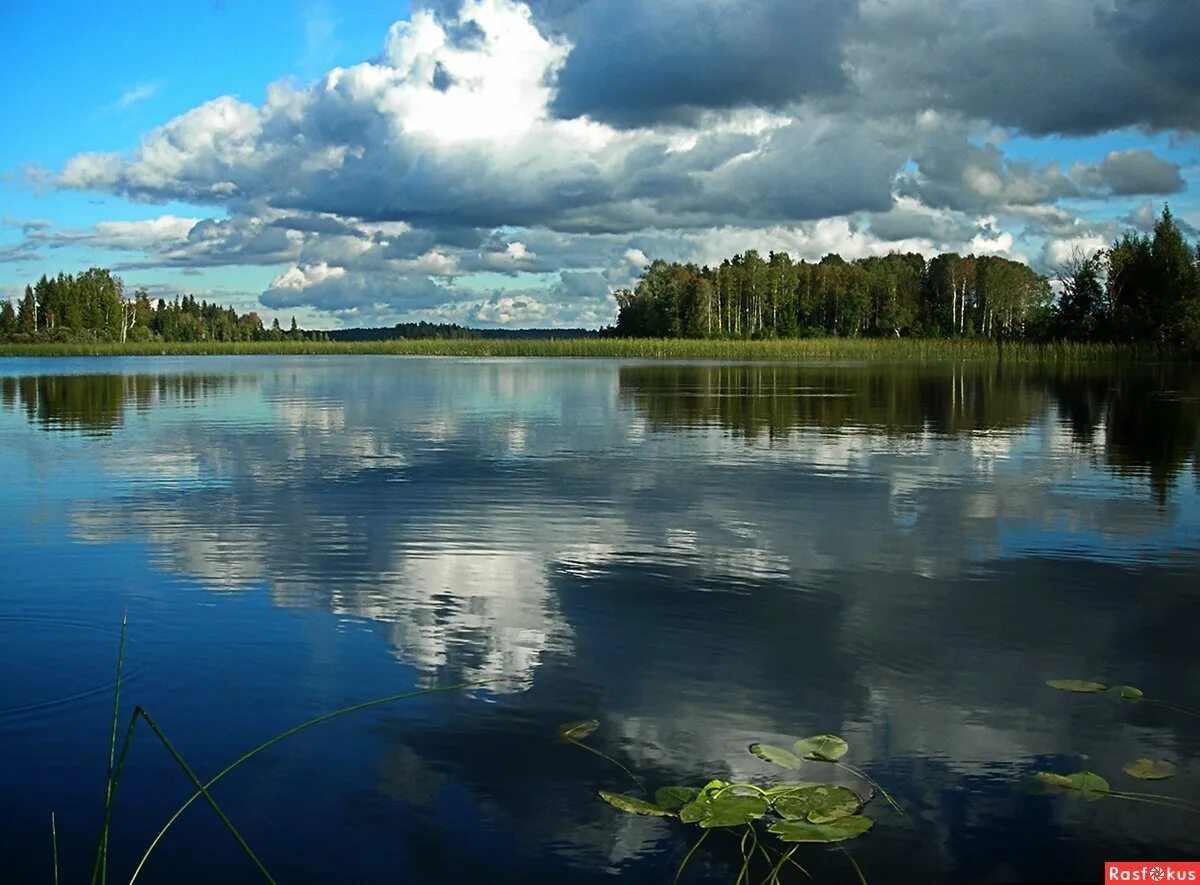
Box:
[0, 337, 1184, 361]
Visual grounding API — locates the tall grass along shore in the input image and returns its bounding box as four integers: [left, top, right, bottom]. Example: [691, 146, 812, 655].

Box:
[0, 338, 1184, 362]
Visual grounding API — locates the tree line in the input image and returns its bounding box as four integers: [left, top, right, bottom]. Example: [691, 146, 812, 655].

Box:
[3, 207, 1196, 347]
[0, 269, 322, 344]
[613, 207, 1200, 346]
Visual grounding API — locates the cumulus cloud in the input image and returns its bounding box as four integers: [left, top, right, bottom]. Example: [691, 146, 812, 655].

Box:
[31, 0, 1197, 326]
[1071, 149, 1185, 196]
[1043, 233, 1112, 269]
[261, 265, 458, 315]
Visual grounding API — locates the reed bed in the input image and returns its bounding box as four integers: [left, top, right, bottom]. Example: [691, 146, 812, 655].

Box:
[0, 338, 1180, 362]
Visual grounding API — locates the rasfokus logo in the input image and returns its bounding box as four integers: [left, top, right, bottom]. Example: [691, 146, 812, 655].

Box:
[1106, 862, 1200, 881]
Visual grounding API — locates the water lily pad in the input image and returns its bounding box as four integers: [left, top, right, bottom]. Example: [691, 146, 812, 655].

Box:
[558, 720, 599, 740]
[1046, 679, 1107, 693]
[1123, 759, 1176, 780]
[1065, 771, 1111, 800]
[749, 743, 803, 769]
[697, 794, 768, 829]
[763, 781, 821, 799]
[655, 786, 699, 812]
[768, 814, 874, 843]
[679, 780, 729, 823]
[774, 785, 861, 823]
[1031, 772, 1075, 790]
[794, 734, 849, 762]
[1109, 685, 1144, 700]
[598, 790, 675, 817]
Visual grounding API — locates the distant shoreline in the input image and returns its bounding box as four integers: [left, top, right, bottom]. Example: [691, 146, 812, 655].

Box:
[0, 338, 1186, 362]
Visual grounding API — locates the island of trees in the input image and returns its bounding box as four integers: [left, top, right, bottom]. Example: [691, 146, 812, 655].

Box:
[613, 207, 1200, 347]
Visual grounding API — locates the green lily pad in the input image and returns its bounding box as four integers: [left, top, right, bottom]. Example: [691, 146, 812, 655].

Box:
[598, 790, 675, 817]
[794, 734, 849, 762]
[1109, 685, 1144, 700]
[774, 785, 861, 824]
[696, 794, 768, 829]
[679, 780, 729, 823]
[1065, 771, 1111, 800]
[1046, 679, 1107, 693]
[558, 719, 599, 740]
[768, 814, 874, 843]
[1122, 759, 1176, 780]
[1031, 771, 1075, 790]
[749, 743, 803, 770]
[763, 781, 821, 799]
[654, 786, 699, 812]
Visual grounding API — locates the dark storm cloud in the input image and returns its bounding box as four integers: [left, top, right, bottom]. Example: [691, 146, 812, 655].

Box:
[540, 0, 854, 127]
[848, 0, 1200, 135]
[1104, 0, 1200, 94]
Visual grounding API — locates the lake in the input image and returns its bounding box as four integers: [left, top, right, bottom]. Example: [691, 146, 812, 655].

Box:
[2, 356, 1198, 884]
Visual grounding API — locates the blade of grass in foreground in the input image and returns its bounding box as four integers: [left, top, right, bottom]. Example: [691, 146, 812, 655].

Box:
[127, 680, 492, 884]
[51, 813, 59, 885]
[90, 609, 127, 885]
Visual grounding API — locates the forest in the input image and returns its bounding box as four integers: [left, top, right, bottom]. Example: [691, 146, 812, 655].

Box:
[613, 207, 1200, 346]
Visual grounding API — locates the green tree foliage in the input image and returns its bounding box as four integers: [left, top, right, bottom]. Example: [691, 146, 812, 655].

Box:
[1099, 206, 1200, 347]
[1053, 252, 1105, 341]
[0, 270, 310, 344]
[0, 299, 16, 338]
[616, 208, 1195, 347]
[616, 249, 1048, 341]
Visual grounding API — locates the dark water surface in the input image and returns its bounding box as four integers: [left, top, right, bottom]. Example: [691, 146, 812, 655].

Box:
[2, 356, 1198, 884]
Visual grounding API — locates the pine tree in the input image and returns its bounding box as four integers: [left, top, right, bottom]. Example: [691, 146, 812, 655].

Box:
[17, 286, 36, 333]
[0, 299, 16, 339]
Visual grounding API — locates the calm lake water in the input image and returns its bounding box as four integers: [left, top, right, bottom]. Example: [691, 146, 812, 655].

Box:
[2, 356, 1199, 884]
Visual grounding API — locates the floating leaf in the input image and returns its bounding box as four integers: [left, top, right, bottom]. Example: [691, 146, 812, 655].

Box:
[774, 785, 861, 824]
[598, 791, 675, 817]
[763, 781, 821, 799]
[679, 780, 729, 823]
[1123, 759, 1176, 781]
[1110, 685, 1144, 700]
[697, 794, 768, 829]
[794, 734, 849, 762]
[1031, 772, 1074, 790]
[1065, 771, 1111, 800]
[655, 786, 699, 812]
[769, 815, 874, 843]
[1046, 679, 1107, 693]
[749, 743, 803, 770]
[558, 720, 599, 741]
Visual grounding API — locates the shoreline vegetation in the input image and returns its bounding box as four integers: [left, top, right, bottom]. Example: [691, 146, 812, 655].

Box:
[0, 337, 1190, 361]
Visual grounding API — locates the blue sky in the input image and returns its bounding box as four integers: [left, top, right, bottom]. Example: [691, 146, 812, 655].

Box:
[1, 2, 410, 323]
[2, 0, 1198, 328]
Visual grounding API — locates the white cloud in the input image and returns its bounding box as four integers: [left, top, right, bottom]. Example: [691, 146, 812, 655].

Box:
[505, 241, 531, 261]
[623, 248, 648, 268]
[1043, 234, 1110, 269]
[114, 82, 159, 110]
[471, 293, 550, 325]
[270, 262, 346, 290]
